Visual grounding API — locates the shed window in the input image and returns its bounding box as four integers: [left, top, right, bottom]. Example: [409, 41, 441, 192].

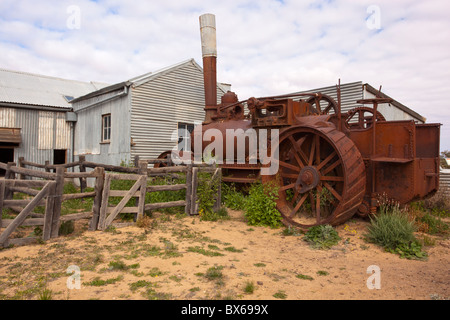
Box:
[102, 114, 111, 142]
[178, 122, 194, 152]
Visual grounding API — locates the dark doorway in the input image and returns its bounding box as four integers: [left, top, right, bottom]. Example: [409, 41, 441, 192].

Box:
[53, 149, 67, 165]
[0, 147, 14, 176]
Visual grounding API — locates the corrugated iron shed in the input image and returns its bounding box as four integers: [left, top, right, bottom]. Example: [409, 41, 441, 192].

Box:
[71, 58, 228, 164]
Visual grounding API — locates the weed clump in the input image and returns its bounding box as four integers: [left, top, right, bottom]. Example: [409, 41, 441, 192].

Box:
[303, 225, 341, 249]
[365, 207, 427, 260]
[244, 181, 281, 228]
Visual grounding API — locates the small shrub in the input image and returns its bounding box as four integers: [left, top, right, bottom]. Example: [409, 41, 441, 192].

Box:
[282, 225, 303, 236]
[136, 215, 153, 229]
[196, 172, 221, 219]
[365, 208, 427, 260]
[303, 225, 341, 249]
[222, 183, 247, 210]
[199, 206, 229, 221]
[205, 265, 224, 281]
[244, 281, 255, 294]
[296, 274, 314, 280]
[365, 209, 416, 250]
[108, 260, 128, 271]
[273, 290, 287, 299]
[244, 181, 281, 228]
[129, 280, 153, 292]
[417, 213, 449, 235]
[423, 187, 450, 216]
[38, 288, 53, 300]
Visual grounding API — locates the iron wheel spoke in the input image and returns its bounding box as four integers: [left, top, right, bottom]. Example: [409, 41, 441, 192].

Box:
[289, 193, 308, 218]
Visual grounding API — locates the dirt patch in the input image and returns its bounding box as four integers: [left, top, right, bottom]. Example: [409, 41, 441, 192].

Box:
[0, 209, 448, 300]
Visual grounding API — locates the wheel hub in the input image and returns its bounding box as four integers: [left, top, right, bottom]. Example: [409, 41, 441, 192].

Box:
[296, 166, 320, 193]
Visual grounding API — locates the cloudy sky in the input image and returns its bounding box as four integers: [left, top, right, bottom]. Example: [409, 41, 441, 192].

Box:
[1, 0, 449, 151]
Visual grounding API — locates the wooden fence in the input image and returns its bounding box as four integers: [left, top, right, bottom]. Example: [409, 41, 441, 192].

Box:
[0, 156, 221, 247]
[0, 162, 104, 247]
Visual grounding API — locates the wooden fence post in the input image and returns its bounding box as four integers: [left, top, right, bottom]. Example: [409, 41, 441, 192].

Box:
[0, 180, 5, 228]
[98, 174, 112, 230]
[185, 164, 193, 215]
[135, 161, 148, 220]
[191, 167, 199, 215]
[18, 157, 25, 180]
[50, 167, 65, 238]
[4, 162, 16, 200]
[89, 167, 104, 231]
[133, 155, 140, 168]
[43, 182, 56, 241]
[44, 160, 50, 173]
[78, 155, 86, 193]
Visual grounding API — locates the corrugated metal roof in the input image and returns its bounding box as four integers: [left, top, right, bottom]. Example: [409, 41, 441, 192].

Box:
[0, 68, 109, 109]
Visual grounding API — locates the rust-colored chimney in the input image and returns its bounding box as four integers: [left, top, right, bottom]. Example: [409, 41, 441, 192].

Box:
[199, 13, 217, 124]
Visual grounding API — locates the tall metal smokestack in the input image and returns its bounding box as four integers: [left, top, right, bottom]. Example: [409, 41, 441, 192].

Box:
[199, 13, 217, 124]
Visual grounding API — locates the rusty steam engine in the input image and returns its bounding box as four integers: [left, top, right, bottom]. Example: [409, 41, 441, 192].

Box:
[170, 14, 441, 229]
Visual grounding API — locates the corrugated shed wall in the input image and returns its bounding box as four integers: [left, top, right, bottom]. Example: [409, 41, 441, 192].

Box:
[294, 81, 363, 114]
[0, 107, 72, 165]
[130, 61, 224, 160]
[38, 111, 54, 150]
[440, 170, 450, 197]
[0, 107, 15, 127]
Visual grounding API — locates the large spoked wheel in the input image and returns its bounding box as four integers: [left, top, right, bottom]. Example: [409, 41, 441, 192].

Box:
[345, 107, 386, 130]
[305, 94, 338, 115]
[263, 126, 366, 229]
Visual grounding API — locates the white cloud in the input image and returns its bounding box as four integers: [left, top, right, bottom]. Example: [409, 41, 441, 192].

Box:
[1, 0, 449, 150]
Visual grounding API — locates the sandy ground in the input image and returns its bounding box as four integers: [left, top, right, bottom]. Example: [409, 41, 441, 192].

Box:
[0, 209, 448, 301]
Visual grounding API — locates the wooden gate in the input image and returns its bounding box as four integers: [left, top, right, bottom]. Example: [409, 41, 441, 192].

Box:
[0, 180, 56, 247]
[97, 173, 148, 230]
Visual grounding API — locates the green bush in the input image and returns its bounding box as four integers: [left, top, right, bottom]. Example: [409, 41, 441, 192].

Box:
[366, 209, 416, 249]
[197, 172, 220, 220]
[222, 183, 247, 210]
[303, 225, 341, 249]
[365, 208, 427, 260]
[244, 181, 281, 228]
